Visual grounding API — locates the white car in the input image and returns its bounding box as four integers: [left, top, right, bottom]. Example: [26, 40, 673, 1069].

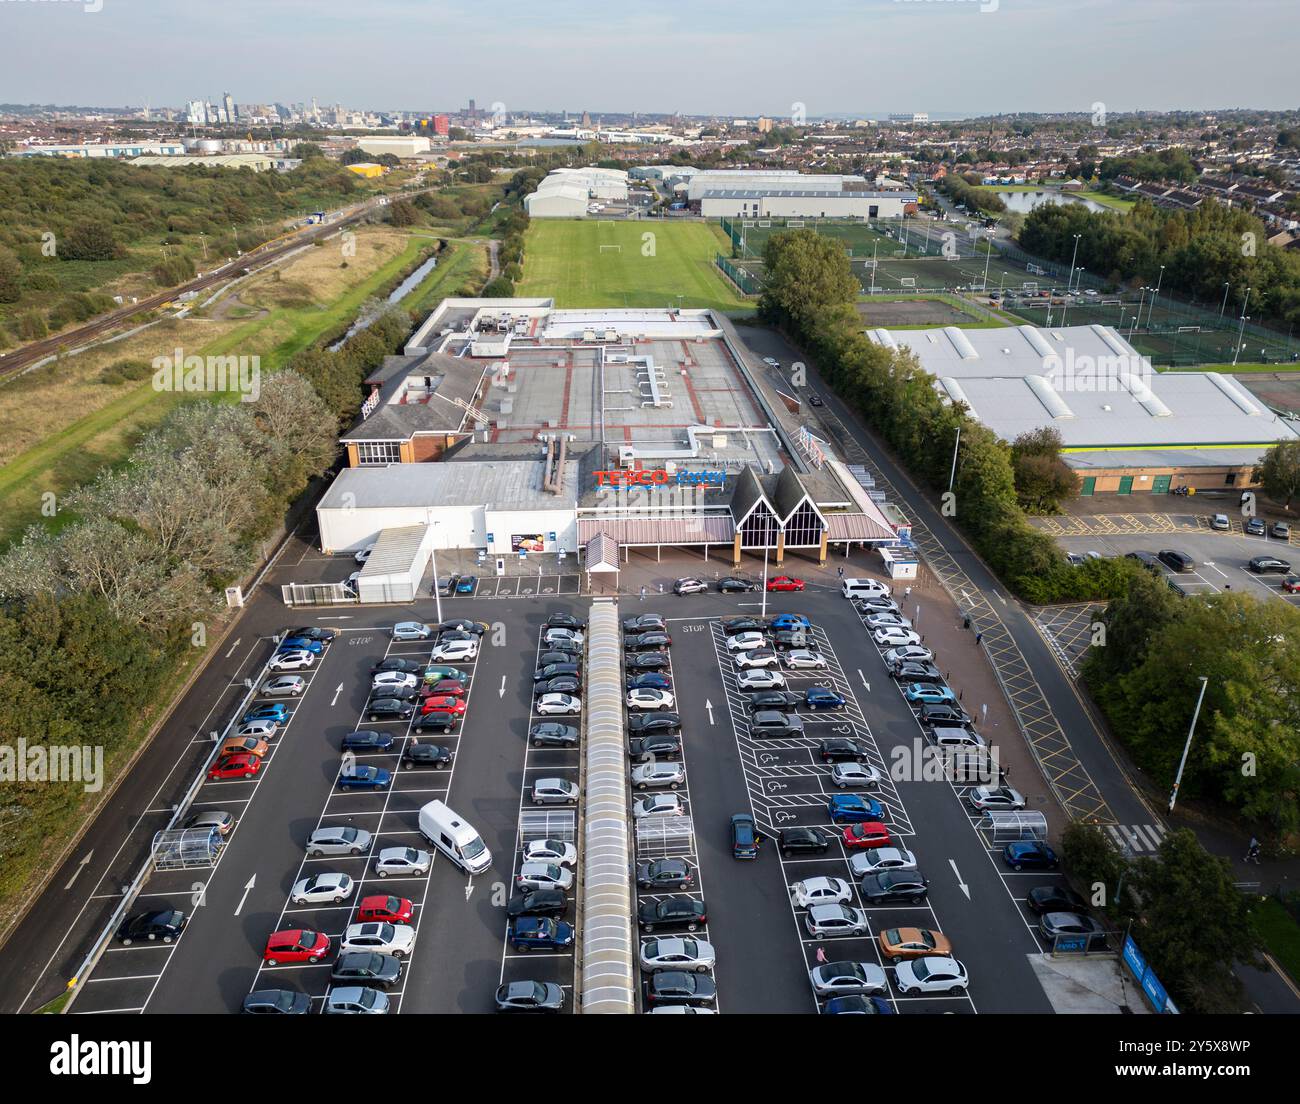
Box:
[829, 762, 884, 789]
[762, 356, 779, 367]
[269, 649, 315, 672]
[374, 846, 432, 877]
[843, 578, 890, 598]
[639, 937, 716, 973]
[734, 648, 780, 670]
[392, 621, 432, 641]
[354, 544, 376, 564]
[727, 631, 768, 652]
[737, 668, 787, 691]
[849, 847, 919, 876]
[873, 627, 922, 648]
[883, 645, 933, 667]
[291, 872, 355, 905]
[810, 960, 889, 997]
[805, 904, 871, 939]
[524, 839, 577, 867]
[633, 794, 684, 819]
[781, 649, 827, 669]
[894, 955, 969, 995]
[631, 761, 684, 790]
[340, 921, 415, 958]
[536, 693, 581, 716]
[516, 860, 574, 892]
[372, 671, 418, 692]
[865, 613, 912, 631]
[261, 675, 306, 697]
[431, 639, 478, 662]
[789, 876, 853, 908]
[627, 688, 675, 711]
[543, 628, 584, 647]
[968, 784, 1026, 811]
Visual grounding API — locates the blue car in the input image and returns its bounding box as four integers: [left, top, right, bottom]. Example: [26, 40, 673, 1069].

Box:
[827, 794, 886, 824]
[508, 917, 575, 951]
[804, 687, 846, 711]
[904, 683, 956, 705]
[338, 765, 392, 791]
[454, 575, 478, 594]
[1003, 841, 1058, 871]
[279, 636, 324, 655]
[824, 995, 894, 1014]
[626, 672, 672, 691]
[243, 703, 289, 726]
[769, 614, 811, 631]
[342, 731, 395, 752]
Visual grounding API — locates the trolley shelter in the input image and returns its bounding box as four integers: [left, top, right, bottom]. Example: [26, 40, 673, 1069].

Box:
[984, 810, 1047, 843]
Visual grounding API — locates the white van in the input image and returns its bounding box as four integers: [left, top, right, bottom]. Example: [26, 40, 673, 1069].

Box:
[418, 800, 491, 874]
[841, 577, 891, 599]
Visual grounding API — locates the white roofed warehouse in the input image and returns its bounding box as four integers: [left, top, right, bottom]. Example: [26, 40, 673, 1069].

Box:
[867, 323, 1300, 496]
[524, 167, 629, 217]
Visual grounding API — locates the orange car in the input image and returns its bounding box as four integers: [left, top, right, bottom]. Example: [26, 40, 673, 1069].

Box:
[878, 926, 953, 963]
[219, 736, 269, 760]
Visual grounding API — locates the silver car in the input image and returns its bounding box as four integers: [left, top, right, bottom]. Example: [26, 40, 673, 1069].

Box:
[633, 794, 684, 819]
[809, 960, 888, 997]
[307, 826, 372, 857]
[374, 846, 432, 877]
[391, 621, 431, 641]
[805, 903, 870, 939]
[829, 762, 884, 789]
[516, 861, 574, 891]
[324, 986, 390, 1014]
[260, 675, 306, 697]
[631, 761, 685, 791]
[639, 937, 716, 973]
[531, 778, 580, 805]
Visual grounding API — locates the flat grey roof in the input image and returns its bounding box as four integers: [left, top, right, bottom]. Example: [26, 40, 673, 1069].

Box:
[702, 189, 918, 200]
[318, 461, 578, 512]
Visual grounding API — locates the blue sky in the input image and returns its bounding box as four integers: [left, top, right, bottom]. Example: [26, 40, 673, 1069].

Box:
[2, 0, 1293, 117]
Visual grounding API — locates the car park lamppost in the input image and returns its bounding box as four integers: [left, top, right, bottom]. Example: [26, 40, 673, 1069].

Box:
[427, 513, 443, 622]
[1231, 288, 1252, 368]
[1168, 675, 1208, 813]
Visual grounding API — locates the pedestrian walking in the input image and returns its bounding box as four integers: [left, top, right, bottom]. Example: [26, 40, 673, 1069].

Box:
[815, 946, 828, 964]
[1246, 837, 1261, 864]
[904, 585, 912, 600]
[837, 565, 844, 579]
[640, 586, 646, 602]
[975, 631, 983, 646]
[963, 614, 972, 631]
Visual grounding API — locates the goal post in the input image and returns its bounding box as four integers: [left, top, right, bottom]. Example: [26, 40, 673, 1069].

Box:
[598, 244, 622, 253]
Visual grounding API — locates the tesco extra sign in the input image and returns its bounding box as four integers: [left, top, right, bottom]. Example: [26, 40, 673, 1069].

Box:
[595, 469, 727, 487]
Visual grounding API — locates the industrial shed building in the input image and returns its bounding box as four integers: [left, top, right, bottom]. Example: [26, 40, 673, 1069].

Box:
[524, 167, 629, 217]
[699, 189, 917, 220]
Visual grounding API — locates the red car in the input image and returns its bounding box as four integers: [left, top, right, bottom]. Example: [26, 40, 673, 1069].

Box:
[766, 576, 806, 592]
[263, 928, 329, 965]
[208, 752, 261, 780]
[421, 680, 467, 698]
[357, 894, 414, 924]
[1282, 576, 1300, 594]
[420, 695, 466, 716]
[842, 821, 893, 850]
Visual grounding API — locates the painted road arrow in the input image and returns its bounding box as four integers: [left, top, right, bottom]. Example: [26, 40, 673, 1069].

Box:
[949, 859, 970, 900]
[64, 851, 93, 890]
[234, 875, 256, 916]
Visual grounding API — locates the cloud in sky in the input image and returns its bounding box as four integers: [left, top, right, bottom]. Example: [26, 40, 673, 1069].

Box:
[1, 0, 1292, 116]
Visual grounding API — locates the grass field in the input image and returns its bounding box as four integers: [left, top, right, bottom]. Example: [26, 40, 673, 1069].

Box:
[516, 220, 751, 311]
[1252, 896, 1300, 988]
[1075, 189, 1137, 212]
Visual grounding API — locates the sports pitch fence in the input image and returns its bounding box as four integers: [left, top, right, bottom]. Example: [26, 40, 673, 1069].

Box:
[717, 216, 1300, 367]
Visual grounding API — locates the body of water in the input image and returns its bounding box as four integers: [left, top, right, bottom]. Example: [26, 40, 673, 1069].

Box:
[328, 252, 439, 350]
[994, 190, 1108, 215]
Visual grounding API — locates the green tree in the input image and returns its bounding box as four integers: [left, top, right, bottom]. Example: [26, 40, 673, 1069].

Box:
[758, 229, 858, 334]
[0, 245, 21, 303]
[60, 221, 123, 262]
[1256, 439, 1300, 508]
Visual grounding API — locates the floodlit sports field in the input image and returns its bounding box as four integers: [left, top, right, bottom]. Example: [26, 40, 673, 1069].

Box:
[515, 219, 752, 311]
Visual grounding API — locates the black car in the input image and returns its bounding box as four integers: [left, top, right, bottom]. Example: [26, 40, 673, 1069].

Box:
[625, 651, 670, 671]
[779, 827, 830, 856]
[435, 629, 476, 644]
[507, 889, 569, 919]
[1157, 549, 1194, 573]
[636, 858, 694, 890]
[645, 971, 717, 1007]
[342, 730, 395, 752]
[718, 577, 758, 592]
[534, 663, 581, 682]
[370, 657, 426, 676]
[860, 871, 930, 904]
[1026, 885, 1088, 915]
[626, 672, 672, 691]
[629, 734, 682, 761]
[818, 737, 874, 763]
[749, 710, 805, 738]
[535, 675, 582, 696]
[241, 989, 311, 1014]
[637, 895, 708, 932]
[722, 617, 766, 635]
[747, 690, 804, 711]
[378, 685, 421, 703]
[495, 980, 565, 1013]
[808, 393, 823, 407]
[117, 908, 186, 945]
[627, 712, 681, 735]
[402, 742, 451, 768]
[545, 613, 586, 631]
[772, 629, 814, 651]
[530, 722, 579, 748]
[1125, 550, 1162, 573]
[891, 661, 944, 684]
[413, 711, 459, 734]
[435, 576, 457, 597]
[542, 639, 582, 657]
[331, 951, 402, 989]
[624, 631, 671, 651]
[538, 650, 582, 668]
[288, 627, 337, 644]
[436, 618, 486, 635]
[919, 702, 972, 728]
[368, 698, 415, 722]
[1248, 555, 1292, 574]
[623, 614, 667, 633]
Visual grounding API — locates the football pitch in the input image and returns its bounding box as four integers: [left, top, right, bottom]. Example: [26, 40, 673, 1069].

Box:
[515, 219, 751, 311]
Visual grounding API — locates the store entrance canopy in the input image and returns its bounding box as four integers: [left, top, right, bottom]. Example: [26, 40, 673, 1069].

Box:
[584, 532, 620, 573]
